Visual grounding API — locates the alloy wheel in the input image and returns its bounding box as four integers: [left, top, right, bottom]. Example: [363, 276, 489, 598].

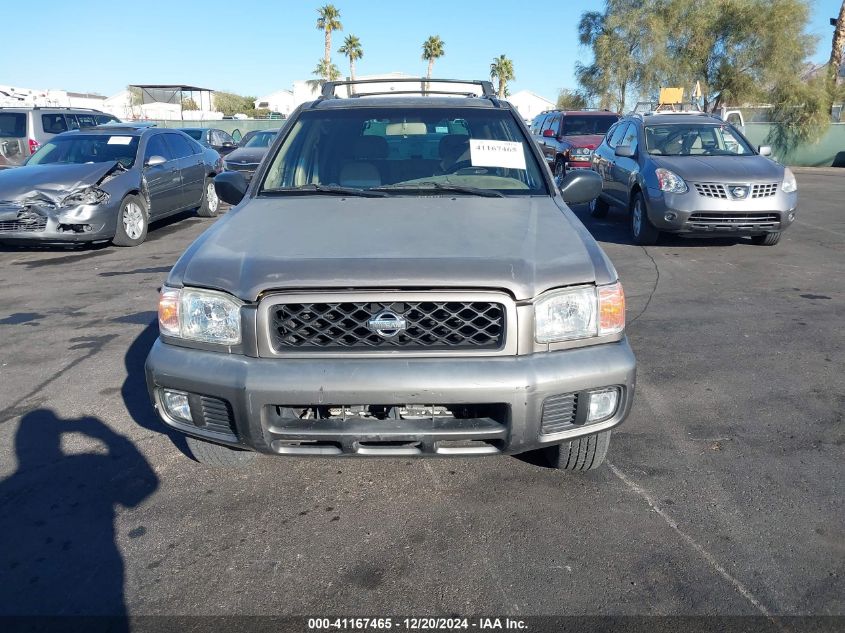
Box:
[206, 182, 219, 214]
[123, 202, 144, 240]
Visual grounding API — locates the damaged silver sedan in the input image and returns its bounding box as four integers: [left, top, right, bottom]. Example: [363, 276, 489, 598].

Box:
[0, 126, 222, 246]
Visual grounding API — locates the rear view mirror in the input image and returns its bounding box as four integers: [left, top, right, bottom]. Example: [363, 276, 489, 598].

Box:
[758, 145, 772, 156]
[559, 170, 602, 205]
[215, 171, 248, 206]
[615, 145, 636, 158]
[145, 155, 167, 167]
[542, 129, 556, 138]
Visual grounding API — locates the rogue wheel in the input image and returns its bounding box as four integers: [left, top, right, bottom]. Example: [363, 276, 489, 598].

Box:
[630, 192, 659, 245]
[112, 195, 148, 247]
[198, 176, 221, 217]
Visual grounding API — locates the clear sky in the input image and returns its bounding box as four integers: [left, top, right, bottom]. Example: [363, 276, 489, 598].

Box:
[2, 0, 842, 100]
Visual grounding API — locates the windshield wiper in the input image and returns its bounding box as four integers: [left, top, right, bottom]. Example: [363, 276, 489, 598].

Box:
[261, 184, 387, 198]
[374, 182, 504, 198]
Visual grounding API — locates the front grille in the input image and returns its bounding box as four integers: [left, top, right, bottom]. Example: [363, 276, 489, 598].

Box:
[694, 183, 727, 199]
[197, 395, 236, 436]
[0, 216, 47, 233]
[541, 392, 579, 435]
[751, 183, 778, 198]
[270, 300, 505, 351]
[687, 212, 780, 229]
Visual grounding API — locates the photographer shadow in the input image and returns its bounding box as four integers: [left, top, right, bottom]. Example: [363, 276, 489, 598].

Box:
[0, 410, 159, 624]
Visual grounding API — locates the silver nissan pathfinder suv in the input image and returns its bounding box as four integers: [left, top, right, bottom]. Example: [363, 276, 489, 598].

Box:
[145, 79, 636, 471]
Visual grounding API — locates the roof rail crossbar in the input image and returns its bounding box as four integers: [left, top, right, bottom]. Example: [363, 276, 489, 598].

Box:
[348, 89, 481, 99]
[321, 78, 497, 99]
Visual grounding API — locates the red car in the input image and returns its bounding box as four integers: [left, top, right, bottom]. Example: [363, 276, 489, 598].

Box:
[530, 110, 620, 183]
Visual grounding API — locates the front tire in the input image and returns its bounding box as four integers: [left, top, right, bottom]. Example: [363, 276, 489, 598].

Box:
[197, 176, 220, 217]
[553, 158, 566, 187]
[184, 436, 257, 468]
[545, 431, 611, 471]
[112, 194, 148, 247]
[630, 192, 659, 245]
[589, 195, 610, 218]
[751, 232, 781, 246]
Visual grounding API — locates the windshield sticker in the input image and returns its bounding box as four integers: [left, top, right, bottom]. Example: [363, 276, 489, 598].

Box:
[469, 139, 526, 170]
[107, 136, 133, 145]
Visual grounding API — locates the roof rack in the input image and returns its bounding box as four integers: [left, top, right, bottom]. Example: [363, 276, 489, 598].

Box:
[0, 106, 106, 112]
[320, 78, 497, 100]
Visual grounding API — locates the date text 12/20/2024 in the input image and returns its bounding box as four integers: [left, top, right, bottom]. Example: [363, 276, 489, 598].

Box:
[308, 618, 528, 630]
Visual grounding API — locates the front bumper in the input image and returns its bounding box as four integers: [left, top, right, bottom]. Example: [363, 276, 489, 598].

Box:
[145, 338, 636, 457]
[645, 186, 797, 235]
[0, 202, 118, 243]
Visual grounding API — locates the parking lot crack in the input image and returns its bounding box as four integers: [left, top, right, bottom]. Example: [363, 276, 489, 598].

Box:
[607, 461, 782, 624]
[628, 246, 660, 325]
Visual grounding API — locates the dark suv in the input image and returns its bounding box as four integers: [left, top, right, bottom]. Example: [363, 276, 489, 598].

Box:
[530, 110, 619, 183]
[145, 78, 636, 471]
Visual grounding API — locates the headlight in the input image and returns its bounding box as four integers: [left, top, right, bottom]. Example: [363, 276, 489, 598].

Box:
[655, 168, 688, 193]
[534, 282, 625, 343]
[62, 187, 110, 207]
[158, 286, 242, 345]
[782, 167, 797, 193]
[570, 147, 592, 158]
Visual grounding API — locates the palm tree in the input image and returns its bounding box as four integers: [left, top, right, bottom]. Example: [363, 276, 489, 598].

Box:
[316, 4, 342, 80]
[490, 54, 515, 99]
[338, 34, 363, 89]
[421, 35, 445, 80]
[306, 59, 342, 91]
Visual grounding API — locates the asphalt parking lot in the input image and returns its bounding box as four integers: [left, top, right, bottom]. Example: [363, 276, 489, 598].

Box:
[0, 169, 842, 625]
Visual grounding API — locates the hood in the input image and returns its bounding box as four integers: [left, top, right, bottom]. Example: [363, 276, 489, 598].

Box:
[170, 196, 608, 302]
[0, 162, 118, 205]
[652, 155, 784, 182]
[565, 135, 605, 150]
[224, 147, 268, 164]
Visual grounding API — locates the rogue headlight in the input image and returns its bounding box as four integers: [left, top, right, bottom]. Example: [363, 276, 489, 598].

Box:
[62, 187, 110, 207]
[534, 282, 625, 343]
[655, 168, 688, 193]
[782, 167, 797, 193]
[158, 286, 242, 345]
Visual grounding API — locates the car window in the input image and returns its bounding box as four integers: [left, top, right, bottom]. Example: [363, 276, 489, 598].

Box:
[187, 137, 204, 154]
[182, 129, 204, 141]
[620, 124, 639, 152]
[41, 114, 68, 134]
[144, 135, 173, 161]
[65, 115, 80, 131]
[540, 115, 555, 135]
[608, 123, 630, 149]
[164, 133, 195, 158]
[76, 114, 98, 128]
[244, 131, 277, 148]
[28, 134, 140, 168]
[219, 130, 234, 144]
[231, 129, 242, 142]
[561, 115, 618, 136]
[94, 114, 117, 125]
[0, 112, 26, 137]
[645, 124, 753, 156]
[261, 106, 548, 196]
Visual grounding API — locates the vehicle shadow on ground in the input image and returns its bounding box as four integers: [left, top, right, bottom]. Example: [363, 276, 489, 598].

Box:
[122, 320, 190, 456]
[571, 203, 743, 248]
[0, 409, 158, 626]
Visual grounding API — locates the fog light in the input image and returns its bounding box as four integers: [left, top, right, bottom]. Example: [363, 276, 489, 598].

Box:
[587, 388, 619, 422]
[161, 389, 192, 422]
[664, 212, 677, 221]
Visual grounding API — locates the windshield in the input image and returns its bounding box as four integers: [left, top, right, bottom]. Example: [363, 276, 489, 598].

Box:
[260, 107, 547, 196]
[561, 115, 618, 136]
[245, 131, 277, 148]
[27, 134, 140, 168]
[182, 129, 204, 141]
[645, 124, 753, 156]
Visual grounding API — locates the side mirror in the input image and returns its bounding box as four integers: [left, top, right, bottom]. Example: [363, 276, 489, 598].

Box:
[615, 145, 636, 158]
[758, 145, 772, 157]
[558, 170, 603, 205]
[214, 171, 248, 206]
[145, 155, 167, 167]
[542, 129, 556, 138]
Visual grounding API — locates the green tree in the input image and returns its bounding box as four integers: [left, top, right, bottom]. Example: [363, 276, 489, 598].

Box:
[338, 34, 363, 84]
[213, 91, 254, 116]
[421, 35, 445, 79]
[828, 1, 844, 89]
[316, 4, 342, 80]
[307, 59, 342, 91]
[490, 55, 516, 99]
[181, 97, 199, 111]
[556, 89, 588, 110]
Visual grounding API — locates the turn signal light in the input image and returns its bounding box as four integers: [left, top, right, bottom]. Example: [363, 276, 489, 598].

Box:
[598, 282, 625, 335]
[158, 287, 181, 337]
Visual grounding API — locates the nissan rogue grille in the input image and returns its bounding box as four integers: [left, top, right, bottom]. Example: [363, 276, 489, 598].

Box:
[751, 183, 778, 198]
[270, 301, 505, 351]
[687, 212, 780, 229]
[694, 183, 728, 199]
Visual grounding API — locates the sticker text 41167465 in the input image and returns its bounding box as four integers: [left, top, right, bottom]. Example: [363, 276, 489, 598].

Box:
[469, 139, 526, 170]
